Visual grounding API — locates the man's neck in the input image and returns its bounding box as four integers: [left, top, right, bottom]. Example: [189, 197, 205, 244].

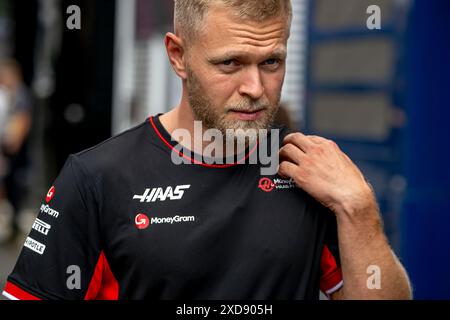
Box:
[159, 104, 213, 156]
[159, 104, 253, 159]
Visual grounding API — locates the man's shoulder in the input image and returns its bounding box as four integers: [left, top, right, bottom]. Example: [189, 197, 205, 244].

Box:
[72, 120, 152, 170]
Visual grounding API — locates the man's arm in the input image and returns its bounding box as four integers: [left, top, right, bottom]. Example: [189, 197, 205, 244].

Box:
[3, 155, 108, 300]
[278, 133, 412, 300]
[331, 191, 412, 300]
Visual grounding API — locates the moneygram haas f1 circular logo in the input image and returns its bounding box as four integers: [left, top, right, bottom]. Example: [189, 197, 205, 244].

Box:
[258, 178, 276, 192]
[46, 186, 56, 203]
[135, 213, 150, 230]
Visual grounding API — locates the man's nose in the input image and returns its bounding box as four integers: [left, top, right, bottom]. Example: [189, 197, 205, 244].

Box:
[238, 66, 265, 100]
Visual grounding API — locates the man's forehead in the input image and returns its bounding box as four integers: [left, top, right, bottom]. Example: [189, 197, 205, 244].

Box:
[202, 6, 288, 40]
[196, 7, 289, 58]
[206, 46, 287, 64]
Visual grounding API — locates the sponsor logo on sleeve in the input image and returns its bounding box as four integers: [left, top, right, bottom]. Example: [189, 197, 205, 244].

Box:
[32, 218, 51, 236]
[40, 204, 60, 218]
[46, 186, 56, 203]
[24, 237, 46, 255]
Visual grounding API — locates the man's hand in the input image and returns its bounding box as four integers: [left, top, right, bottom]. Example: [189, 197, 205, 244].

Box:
[278, 132, 374, 218]
[278, 132, 412, 300]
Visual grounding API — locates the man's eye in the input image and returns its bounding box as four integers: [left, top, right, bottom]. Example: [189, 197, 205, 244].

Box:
[222, 60, 237, 66]
[263, 59, 280, 66]
[217, 60, 241, 72]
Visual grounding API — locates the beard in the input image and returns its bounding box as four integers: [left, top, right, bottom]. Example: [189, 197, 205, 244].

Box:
[186, 65, 280, 144]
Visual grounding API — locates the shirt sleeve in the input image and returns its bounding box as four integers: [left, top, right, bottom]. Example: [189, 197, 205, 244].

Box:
[319, 211, 343, 297]
[2, 155, 118, 300]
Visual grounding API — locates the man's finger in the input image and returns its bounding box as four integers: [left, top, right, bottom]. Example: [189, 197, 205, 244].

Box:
[278, 160, 298, 180]
[279, 143, 305, 165]
[307, 135, 328, 144]
[283, 133, 315, 153]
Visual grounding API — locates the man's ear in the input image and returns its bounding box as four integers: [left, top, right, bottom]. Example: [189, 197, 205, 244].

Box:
[165, 32, 188, 80]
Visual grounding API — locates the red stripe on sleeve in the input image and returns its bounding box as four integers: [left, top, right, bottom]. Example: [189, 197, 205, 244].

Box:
[3, 281, 42, 300]
[319, 245, 343, 294]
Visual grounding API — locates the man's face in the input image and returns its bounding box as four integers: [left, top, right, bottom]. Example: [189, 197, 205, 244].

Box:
[184, 6, 289, 135]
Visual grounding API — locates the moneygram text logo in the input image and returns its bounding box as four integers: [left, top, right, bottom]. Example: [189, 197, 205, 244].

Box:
[134, 213, 195, 229]
[40, 204, 60, 218]
[150, 215, 195, 224]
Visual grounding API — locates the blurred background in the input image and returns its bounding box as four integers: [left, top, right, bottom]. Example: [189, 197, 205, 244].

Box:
[0, 0, 449, 300]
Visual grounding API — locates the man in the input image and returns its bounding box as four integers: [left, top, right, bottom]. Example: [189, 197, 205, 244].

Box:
[2, 0, 411, 300]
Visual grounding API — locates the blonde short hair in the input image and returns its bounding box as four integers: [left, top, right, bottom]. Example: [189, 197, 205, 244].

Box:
[174, 0, 292, 46]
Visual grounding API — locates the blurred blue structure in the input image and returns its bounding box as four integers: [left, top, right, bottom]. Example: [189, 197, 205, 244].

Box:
[305, 0, 450, 299]
[402, 0, 450, 299]
[305, 0, 408, 252]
